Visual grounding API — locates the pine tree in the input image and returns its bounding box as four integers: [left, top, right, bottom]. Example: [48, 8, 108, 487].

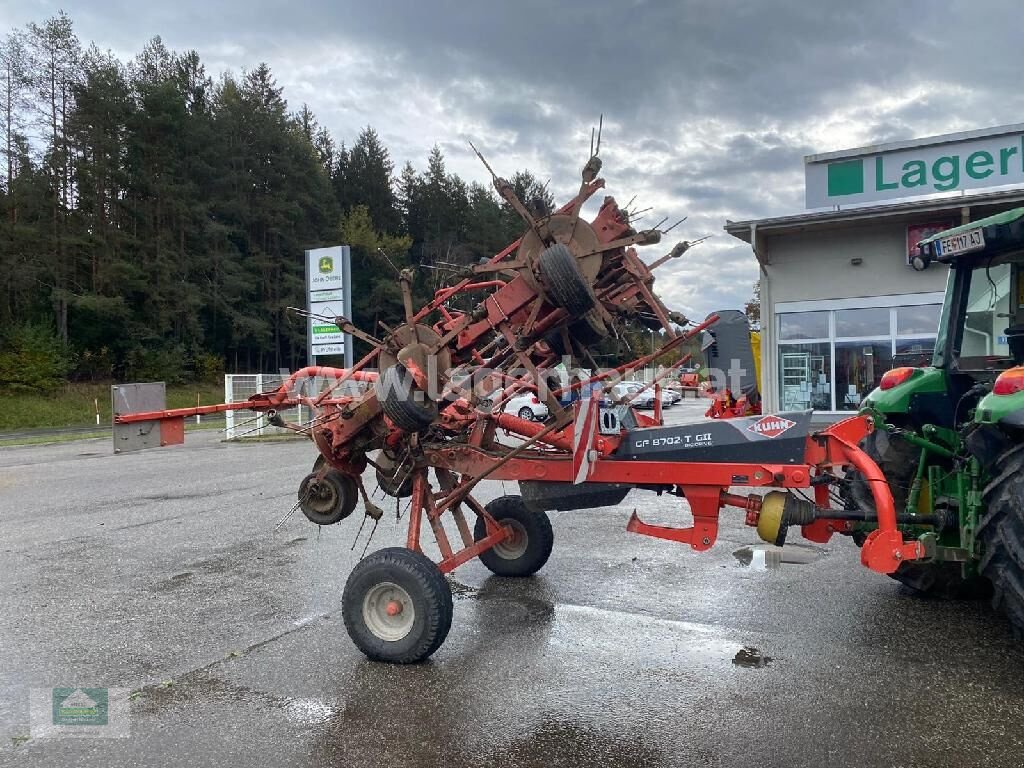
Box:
[347, 126, 398, 233]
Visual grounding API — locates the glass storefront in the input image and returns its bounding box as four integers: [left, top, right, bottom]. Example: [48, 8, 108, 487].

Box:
[777, 301, 939, 412]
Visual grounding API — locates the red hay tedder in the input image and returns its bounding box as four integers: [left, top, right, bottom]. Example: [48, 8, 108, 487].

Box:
[113, 138, 920, 663]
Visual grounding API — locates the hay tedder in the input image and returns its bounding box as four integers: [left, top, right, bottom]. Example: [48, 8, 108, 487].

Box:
[114, 142, 919, 663]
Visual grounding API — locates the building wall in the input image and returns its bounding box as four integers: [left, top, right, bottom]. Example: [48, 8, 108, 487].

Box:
[758, 220, 948, 414]
[764, 222, 947, 304]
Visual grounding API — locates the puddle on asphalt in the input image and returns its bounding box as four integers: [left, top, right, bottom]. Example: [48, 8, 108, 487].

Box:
[732, 646, 772, 668]
[732, 543, 822, 569]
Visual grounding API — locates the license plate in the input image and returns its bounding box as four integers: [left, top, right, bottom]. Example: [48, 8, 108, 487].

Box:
[934, 227, 985, 258]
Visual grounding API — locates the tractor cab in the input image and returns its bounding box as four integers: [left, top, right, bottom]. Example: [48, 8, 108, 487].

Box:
[863, 207, 1024, 432]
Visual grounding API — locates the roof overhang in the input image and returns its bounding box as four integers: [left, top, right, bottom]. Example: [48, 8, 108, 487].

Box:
[724, 187, 1024, 262]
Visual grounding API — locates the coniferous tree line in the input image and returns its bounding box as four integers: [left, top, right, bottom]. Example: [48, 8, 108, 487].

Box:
[0, 12, 557, 389]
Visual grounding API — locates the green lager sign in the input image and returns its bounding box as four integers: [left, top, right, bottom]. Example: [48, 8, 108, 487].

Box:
[806, 124, 1024, 208]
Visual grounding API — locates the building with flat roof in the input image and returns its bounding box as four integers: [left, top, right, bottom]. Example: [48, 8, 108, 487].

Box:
[725, 124, 1024, 416]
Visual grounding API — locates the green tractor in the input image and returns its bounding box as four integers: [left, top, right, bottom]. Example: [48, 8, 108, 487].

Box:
[853, 207, 1024, 637]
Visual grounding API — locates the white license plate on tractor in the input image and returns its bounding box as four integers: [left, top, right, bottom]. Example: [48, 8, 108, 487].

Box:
[934, 228, 985, 258]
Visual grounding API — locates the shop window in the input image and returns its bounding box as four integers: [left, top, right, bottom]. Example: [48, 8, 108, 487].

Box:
[835, 341, 893, 410]
[779, 312, 828, 340]
[835, 307, 889, 337]
[896, 304, 941, 336]
[778, 343, 831, 411]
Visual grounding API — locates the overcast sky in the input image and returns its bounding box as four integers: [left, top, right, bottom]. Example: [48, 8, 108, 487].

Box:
[2, 0, 1022, 322]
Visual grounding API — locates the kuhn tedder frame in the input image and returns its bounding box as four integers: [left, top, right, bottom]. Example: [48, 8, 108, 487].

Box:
[115, 136, 921, 662]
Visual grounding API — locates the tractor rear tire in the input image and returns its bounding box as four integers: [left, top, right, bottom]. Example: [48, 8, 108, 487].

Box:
[474, 495, 554, 577]
[978, 445, 1024, 639]
[342, 547, 453, 663]
[376, 364, 437, 433]
[850, 429, 988, 599]
[538, 242, 596, 315]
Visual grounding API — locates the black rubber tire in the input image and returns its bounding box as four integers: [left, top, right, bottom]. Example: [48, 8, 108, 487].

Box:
[298, 458, 358, 525]
[375, 465, 413, 498]
[849, 429, 988, 598]
[537, 242, 596, 315]
[342, 547, 453, 663]
[978, 445, 1024, 639]
[849, 429, 916, 513]
[474, 495, 554, 577]
[376, 364, 437, 433]
[517, 406, 535, 421]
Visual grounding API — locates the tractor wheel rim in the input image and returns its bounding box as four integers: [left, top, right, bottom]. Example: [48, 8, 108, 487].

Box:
[493, 520, 529, 560]
[307, 481, 337, 514]
[362, 581, 414, 641]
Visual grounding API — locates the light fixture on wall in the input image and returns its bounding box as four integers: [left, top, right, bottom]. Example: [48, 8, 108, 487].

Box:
[850, 257, 863, 266]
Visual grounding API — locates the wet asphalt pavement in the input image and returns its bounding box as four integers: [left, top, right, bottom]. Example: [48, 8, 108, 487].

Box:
[2, 399, 1024, 767]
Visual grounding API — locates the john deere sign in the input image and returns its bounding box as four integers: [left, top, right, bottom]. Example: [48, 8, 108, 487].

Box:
[805, 124, 1024, 209]
[305, 245, 353, 365]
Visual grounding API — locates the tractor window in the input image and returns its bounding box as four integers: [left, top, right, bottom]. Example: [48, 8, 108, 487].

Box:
[956, 261, 1013, 367]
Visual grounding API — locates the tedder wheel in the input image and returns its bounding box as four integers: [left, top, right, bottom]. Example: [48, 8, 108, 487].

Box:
[848, 429, 988, 599]
[342, 547, 453, 663]
[375, 451, 414, 498]
[298, 460, 358, 525]
[517, 406, 535, 421]
[537, 242, 597, 315]
[978, 445, 1024, 639]
[376, 363, 438, 433]
[473, 495, 554, 577]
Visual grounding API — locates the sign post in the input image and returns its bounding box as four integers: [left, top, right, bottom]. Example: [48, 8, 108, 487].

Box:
[305, 245, 353, 367]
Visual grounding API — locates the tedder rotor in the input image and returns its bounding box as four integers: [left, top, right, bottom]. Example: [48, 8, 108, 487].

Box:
[114, 137, 919, 663]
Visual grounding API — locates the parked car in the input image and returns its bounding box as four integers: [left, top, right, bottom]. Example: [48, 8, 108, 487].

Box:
[610, 382, 656, 409]
[486, 391, 549, 421]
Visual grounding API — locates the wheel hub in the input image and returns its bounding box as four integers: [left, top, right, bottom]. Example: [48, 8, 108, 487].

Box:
[306, 479, 337, 514]
[362, 581, 415, 641]
[493, 520, 529, 560]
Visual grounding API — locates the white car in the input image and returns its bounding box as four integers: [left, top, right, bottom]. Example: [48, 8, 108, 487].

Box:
[610, 382, 656, 409]
[484, 392, 549, 421]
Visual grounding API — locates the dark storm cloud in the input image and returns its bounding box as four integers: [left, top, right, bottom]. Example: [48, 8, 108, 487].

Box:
[4, 0, 1022, 317]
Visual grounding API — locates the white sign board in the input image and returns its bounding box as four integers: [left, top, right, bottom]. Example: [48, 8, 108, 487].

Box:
[306, 246, 352, 365]
[805, 124, 1024, 209]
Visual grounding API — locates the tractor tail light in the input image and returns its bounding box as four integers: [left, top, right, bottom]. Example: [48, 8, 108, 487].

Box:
[531, 396, 540, 404]
[993, 367, 1024, 395]
[879, 367, 916, 390]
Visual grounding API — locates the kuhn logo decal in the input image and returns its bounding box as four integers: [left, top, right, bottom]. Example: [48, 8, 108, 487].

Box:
[747, 416, 796, 439]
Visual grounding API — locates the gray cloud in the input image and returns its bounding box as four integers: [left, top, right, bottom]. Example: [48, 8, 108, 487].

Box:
[3, 0, 1022, 319]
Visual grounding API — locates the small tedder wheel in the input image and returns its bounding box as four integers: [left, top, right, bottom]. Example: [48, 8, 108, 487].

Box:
[537, 242, 596, 315]
[474, 495, 554, 577]
[517, 407, 535, 421]
[375, 449, 414, 498]
[375, 465, 414, 498]
[298, 470, 357, 526]
[376, 364, 438, 433]
[342, 547, 453, 663]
